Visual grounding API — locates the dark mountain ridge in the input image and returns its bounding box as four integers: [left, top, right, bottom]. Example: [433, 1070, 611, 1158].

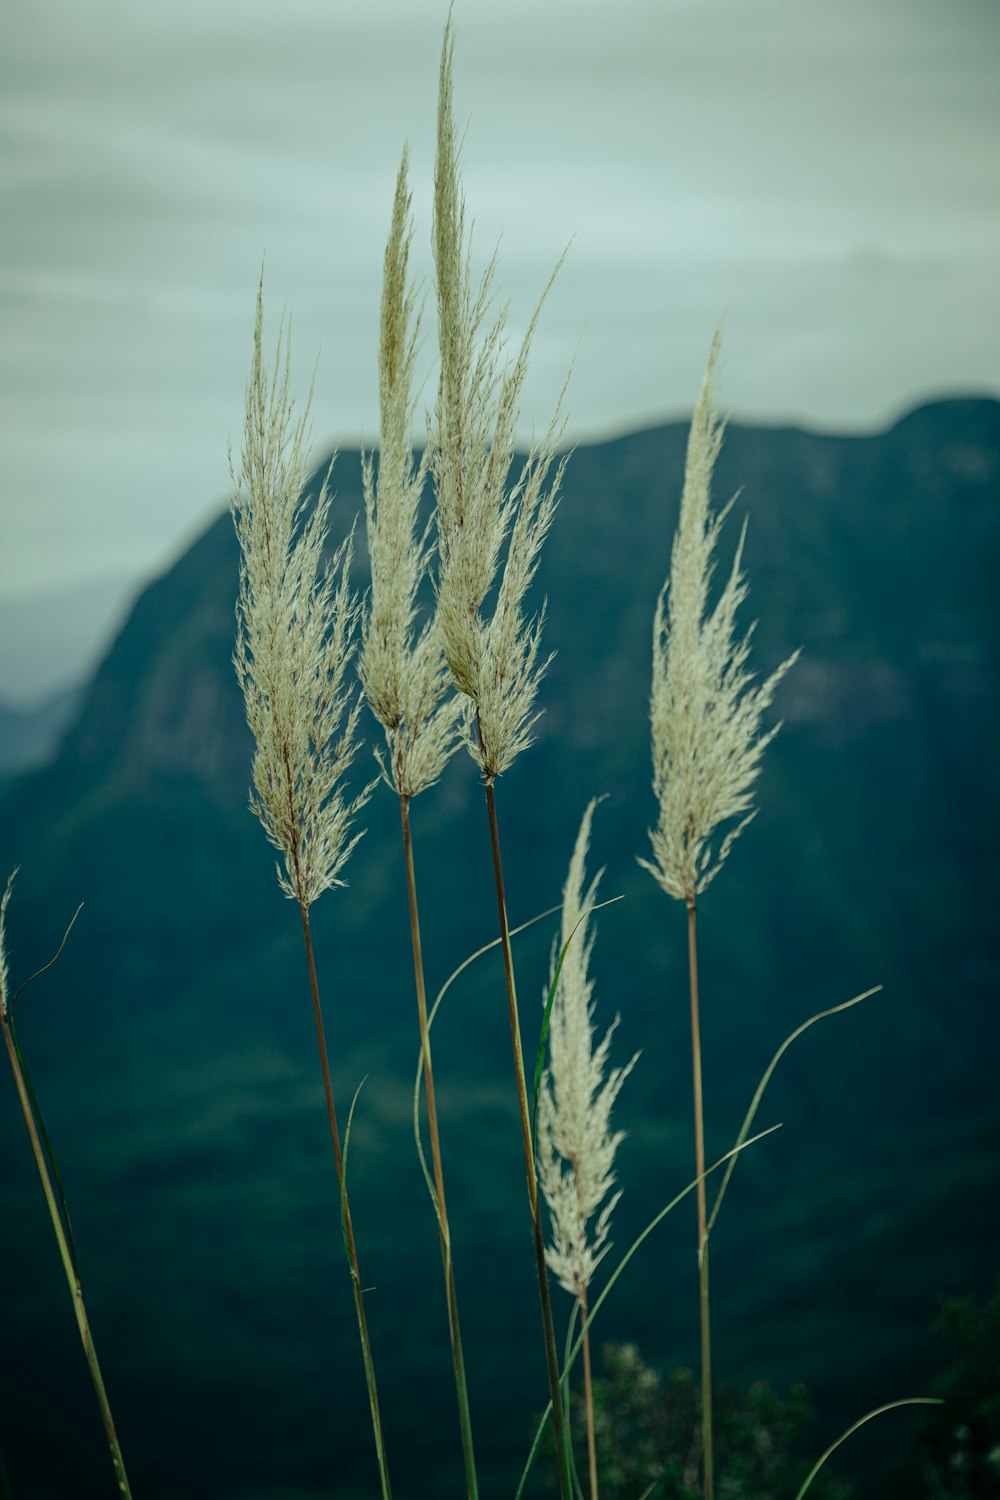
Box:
[0, 398, 997, 1499]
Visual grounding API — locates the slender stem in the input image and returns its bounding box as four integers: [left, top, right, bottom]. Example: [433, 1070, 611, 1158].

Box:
[514, 1127, 780, 1500]
[570, 1152, 599, 1500]
[2, 1014, 133, 1499]
[399, 792, 479, 1499]
[482, 774, 573, 1500]
[687, 900, 713, 1500]
[579, 1282, 599, 1500]
[297, 902, 393, 1500]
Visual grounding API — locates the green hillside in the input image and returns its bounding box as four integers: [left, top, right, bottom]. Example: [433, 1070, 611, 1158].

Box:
[1, 400, 997, 1499]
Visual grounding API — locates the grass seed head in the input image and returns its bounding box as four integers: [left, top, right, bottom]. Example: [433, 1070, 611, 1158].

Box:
[360, 146, 463, 799]
[641, 333, 799, 905]
[538, 800, 637, 1299]
[231, 279, 372, 907]
[430, 15, 568, 783]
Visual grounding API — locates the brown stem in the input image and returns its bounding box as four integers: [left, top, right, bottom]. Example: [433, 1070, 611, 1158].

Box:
[399, 793, 479, 1499]
[687, 900, 713, 1500]
[482, 773, 573, 1500]
[579, 1282, 599, 1500]
[297, 902, 393, 1500]
[571, 1151, 599, 1500]
[2, 1014, 133, 1499]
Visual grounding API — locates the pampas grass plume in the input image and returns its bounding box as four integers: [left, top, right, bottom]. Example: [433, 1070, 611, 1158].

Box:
[360, 146, 462, 798]
[431, 17, 569, 782]
[538, 801, 637, 1298]
[231, 280, 372, 906]
[641, 333, 799, 906]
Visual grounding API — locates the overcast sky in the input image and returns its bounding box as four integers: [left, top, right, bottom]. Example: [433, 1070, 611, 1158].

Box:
[2, 0, 998, 601]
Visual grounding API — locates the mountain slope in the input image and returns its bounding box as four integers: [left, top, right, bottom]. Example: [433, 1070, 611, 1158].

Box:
[0, 399, 997, 1500]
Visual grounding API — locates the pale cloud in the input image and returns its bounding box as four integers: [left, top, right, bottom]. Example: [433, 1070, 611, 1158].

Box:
[1, 0, 998, 595]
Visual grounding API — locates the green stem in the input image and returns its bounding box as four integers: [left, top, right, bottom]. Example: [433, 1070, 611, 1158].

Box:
[515, 1126, 780, 1500]
[579, 1281, 599, 1500]
[482, 774, 573, 1500]
[297, 902, 392, 1500]
[569, 1150, 599, 1500]
[1, 1012, 133, 1499]
[399, 792, 479, 1499]
[687, 901, 713, 1500]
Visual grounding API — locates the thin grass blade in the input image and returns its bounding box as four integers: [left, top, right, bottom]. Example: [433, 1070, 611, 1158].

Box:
[707, 987, 881, 1236]
[411, 903, 563, 1211]
[794, 1398, 941, 1500]
[515, 1125, 780, 1498]
[560, 1299, 585, 1500]
[530, 894, 623, 1155]
[339, 1076, 369, 1264]
[10, 904, 83, 1009]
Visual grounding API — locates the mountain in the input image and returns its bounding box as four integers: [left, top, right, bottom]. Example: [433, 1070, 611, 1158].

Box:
[0, 399, 997, 1500]
[0, 684, 83, 776]
[0, 572, 139, 707]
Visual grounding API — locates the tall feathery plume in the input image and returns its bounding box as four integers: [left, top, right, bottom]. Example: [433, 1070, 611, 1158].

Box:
[232, 282, 371, 910]
[538, 802, 638, 1500]
[1, 873, 133, 1498]
[430, 19, 574, 1497]
[359, 148, 477, 1497]
[431, 19, 569, 785]
[360, 146, 463, 803]
[640, 333, 798, 1500]
[230, 282, 391, 1498]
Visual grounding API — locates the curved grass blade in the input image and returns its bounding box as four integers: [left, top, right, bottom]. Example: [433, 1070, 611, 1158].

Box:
[561, 1300, 584, 1500]
[561, 1299, 579, 1402]
[794, 1397, 941, 1500]
[412, 1063, 438, 1216]
[340, 1076, 369, 1264]
[10, 904, 83, 1010]
[412, 903, 563, 1208]
[337, 1073, 392, 1500]
[515, 1125, 780, 1499]
[571, 1453, 586, 1500]
[707, 987, 881, 1236]
[529, 895, 623, 1156]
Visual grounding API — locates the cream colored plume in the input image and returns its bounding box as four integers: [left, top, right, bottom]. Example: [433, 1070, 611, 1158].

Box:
[231, 281, 372, 907]
[360, 146, 462, 799]
[538, 801, 637, 1299]
[430, 18, 569, 783]
[642, 334, 799, 905]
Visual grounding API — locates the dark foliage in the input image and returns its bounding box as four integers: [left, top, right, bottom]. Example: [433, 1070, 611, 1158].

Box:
[554, 1342, 851, 1500]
